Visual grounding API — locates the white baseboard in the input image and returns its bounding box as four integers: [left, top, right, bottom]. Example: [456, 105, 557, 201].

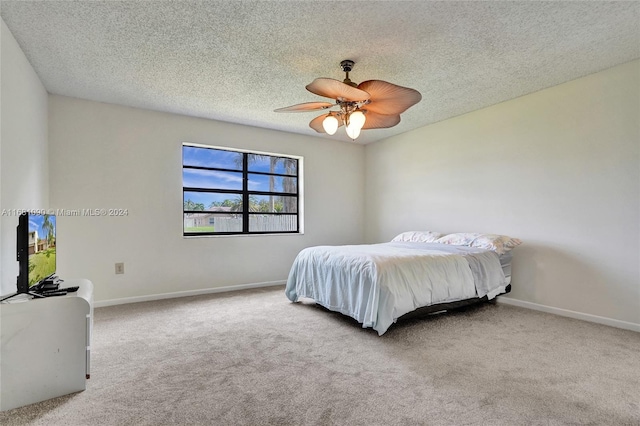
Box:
[497, 297, 640, 333]
[94, 280, 286, 308]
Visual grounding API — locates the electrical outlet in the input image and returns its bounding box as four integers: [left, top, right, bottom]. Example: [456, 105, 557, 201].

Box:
[115, 262, 125, 274]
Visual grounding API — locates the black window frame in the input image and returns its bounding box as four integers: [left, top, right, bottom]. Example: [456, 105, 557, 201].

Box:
[183, 144, 301, 236]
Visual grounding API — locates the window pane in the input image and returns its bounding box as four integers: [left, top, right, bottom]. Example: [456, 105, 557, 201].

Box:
[248, 174, 297, 193]
[183, 169, 243, 190]
[248, 195, 297, 213]
[247, 155, 297, 175]
[249, 215, 297, 232]
[183, 146, 243, 170]
[184, 191, 242, 212]
[182, 143, 301, 236]
[184, 213, 242, 233]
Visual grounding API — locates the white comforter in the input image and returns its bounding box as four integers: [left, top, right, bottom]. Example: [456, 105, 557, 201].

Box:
[285, 242, 507, 335]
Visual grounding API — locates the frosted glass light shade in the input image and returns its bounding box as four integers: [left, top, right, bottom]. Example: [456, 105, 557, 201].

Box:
[349, 110, 366, 131]
[345, 125, 361, 140]
[322, 115, 339, 135]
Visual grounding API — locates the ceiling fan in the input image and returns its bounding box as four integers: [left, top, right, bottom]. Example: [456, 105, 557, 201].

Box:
[275, 60, 422, 140]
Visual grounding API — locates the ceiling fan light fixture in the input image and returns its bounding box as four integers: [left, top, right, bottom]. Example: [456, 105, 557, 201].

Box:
[348, 110, 366, 131]
[345, 124, 361, 140]
[344, 109, 366, 140]
[322, 114, 339, 135]
[275, 60, 421, 141]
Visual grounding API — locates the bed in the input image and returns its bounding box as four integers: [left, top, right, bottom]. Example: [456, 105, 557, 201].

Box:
[285, 232, 521, 335]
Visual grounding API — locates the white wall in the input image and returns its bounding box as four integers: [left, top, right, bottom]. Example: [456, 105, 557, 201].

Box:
[49, 96, 364, 302]
[365, 60, 640, 327]
[0, 19, 49, 295]
[6, 13, 638, 328]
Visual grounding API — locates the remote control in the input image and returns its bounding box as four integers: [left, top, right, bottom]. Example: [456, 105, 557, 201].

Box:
[42, 291, 67, 297]
[58, 286, 79, 293]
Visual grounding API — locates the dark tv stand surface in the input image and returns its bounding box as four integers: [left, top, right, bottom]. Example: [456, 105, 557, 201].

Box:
[0, 277, 65, 302]
[0, 275, 64, 302]
[0, 290, 45, 302]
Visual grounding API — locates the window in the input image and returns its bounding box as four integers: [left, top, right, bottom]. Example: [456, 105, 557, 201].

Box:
[182, 144, 301, 236]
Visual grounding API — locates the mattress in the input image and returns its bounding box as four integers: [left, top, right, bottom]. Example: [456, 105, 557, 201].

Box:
[285, 242, 508, 335]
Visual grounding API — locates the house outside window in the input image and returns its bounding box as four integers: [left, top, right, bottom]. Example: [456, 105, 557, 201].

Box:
[182, 144, 302, 236]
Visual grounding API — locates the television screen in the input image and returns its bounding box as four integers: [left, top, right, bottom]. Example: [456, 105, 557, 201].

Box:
[27, 214, 56, 286]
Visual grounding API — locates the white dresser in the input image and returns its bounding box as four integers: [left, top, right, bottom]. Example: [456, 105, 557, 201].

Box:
[0, 279, 93, 411]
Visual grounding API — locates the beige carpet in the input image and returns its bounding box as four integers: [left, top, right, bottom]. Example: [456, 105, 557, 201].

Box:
[1, 286, 639, 425]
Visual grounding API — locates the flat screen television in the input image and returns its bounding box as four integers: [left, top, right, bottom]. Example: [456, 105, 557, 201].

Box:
[0, 212, 57, 301]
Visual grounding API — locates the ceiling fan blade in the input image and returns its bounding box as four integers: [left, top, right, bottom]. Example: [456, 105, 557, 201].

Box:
[357, 80, 422, 115]
[361, 111, 401, 129]
[306, 78, 371, 102]
[274, 101, 335, 112]
[309, 113, 345, 133]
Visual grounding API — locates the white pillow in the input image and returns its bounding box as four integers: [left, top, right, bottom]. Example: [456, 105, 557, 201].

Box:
[391, 231, 444, 243]
[435, 233, 522, 255]
[435, 233, 479, 246]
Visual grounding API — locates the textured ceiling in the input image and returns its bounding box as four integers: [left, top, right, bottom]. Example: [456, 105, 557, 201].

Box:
[1, 1, 638, 144]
